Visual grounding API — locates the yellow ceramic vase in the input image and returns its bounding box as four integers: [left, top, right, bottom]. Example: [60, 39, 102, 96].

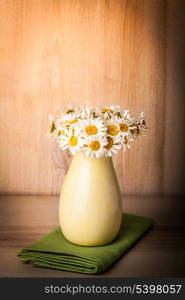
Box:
[59, 152, 122, 246]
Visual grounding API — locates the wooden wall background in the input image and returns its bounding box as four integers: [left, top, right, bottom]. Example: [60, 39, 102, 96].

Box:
[0, 0, 185, 195]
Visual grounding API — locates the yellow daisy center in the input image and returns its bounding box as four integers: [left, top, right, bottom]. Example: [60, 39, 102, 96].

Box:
[90, 141, 100, 151]
[116, 112, 122, 118]
[49, 122, 55, 133]
[86, 125, 98, 135]
[105, 136, 113, 149]
[102, 108, 111, 113]
[66, 109, 74, 114]
[61, 129, 66, 135]
[107, 125, 118, 136]
[69, 136, 78, 146]
[69, 119, 77, 124]
[120, 123, 128, 132]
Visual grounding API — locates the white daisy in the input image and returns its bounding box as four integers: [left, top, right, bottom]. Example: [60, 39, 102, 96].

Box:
[127, 112, 147, 140]
[100, 107, 114, 120]
[55, 116, 65, 131]
[108, 105, 121, 113]
[48, 114, 62, 140]
[84, 136, 107, 159]
[104, 135, 122, 157]
[80, 118, 106, 137]
[53, 116, 70, 139]
[105, 119, 120, 137]
[61, 105, 81, 127]
[121, 109, 130, 119]
[100, 105, 120, 120]
[79, 105, 96, 119]
[138, 112, 147, 133]
[62, 113, 79, 128]
[64, 104, 79, 115]
[115, 117, 132, 136]
[48, 114, 56, 135]
[121, 135, 131, 151]
[58, 127, 83, 155]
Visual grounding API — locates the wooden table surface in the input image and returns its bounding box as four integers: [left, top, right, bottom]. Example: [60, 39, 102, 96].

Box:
[0, 195, 184, 278]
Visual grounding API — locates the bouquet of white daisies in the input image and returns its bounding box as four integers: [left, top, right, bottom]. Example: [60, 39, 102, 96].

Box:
[48, 105, 147, 159]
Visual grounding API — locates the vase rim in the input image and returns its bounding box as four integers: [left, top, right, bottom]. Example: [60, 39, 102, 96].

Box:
[73, 151, 113, 161]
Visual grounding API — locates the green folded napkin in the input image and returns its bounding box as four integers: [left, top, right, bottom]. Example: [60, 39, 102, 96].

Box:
[18, 213, 153, 274]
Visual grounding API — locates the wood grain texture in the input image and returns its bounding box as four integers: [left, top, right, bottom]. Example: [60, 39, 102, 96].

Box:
[0, 195, 185, 277]
[0, 0, 185, 195]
